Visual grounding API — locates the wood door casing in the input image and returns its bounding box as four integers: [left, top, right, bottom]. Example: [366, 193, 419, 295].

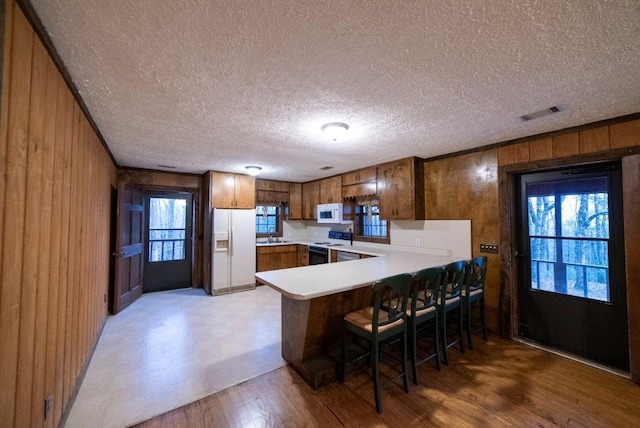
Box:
[113, 184, 144, 313]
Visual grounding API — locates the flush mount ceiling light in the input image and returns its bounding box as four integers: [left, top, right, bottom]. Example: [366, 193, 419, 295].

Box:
[245, 165, 262, 176]
[321, 122, 349, 141]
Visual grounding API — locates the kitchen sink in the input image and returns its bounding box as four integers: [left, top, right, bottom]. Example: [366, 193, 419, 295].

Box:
[257, 239, 290, 244]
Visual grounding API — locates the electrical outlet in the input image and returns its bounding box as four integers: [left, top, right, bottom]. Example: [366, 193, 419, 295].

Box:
[415, 238, 421, 247]
[480, 244, 499, 254]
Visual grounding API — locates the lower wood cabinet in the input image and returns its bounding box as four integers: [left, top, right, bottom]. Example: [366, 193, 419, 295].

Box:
[298, 245, 309, 266]
[256, 245, 299, 273]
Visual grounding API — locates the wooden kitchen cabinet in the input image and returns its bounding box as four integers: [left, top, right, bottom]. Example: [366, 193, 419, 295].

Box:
[377, 157, 425, 220]
[211, 172, 256, 209]
[256, 179, 289, 192]
[288, 183, 303, 220]
[256, 244, 299, 272]
[298, 244, 309, 266]
[342, 166, 377, 186]
[342, 165, 378, 200]
[319, 176, 342, 204]
[302, 180, 320, 220]
[256, 179, 289, 205]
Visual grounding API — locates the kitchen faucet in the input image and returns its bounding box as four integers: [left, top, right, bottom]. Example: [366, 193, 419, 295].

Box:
[267, 225, 275, 243]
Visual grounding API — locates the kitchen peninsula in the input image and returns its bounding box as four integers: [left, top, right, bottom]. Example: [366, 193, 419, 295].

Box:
[256, 242, 465, 388]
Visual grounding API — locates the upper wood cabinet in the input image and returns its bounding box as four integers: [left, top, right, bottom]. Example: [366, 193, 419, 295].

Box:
[256, 179, 290, 192]
[342, 165, 377, 199]
[377, 157, 425, 220]
[319, 176, 342, 204]
[256, 179, 289, 205]
[302, 180, 320, 220]
[210, 172, 256, 209]
[342, 166, 377, 186]
[288, 183, 303, 220]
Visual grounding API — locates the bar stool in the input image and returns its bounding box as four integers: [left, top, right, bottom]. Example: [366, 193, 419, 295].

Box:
[408, 266, 444, 385]
[340, 273, 412, 414]
[439, 260, 466, 365]
[462, 256, 488, 349]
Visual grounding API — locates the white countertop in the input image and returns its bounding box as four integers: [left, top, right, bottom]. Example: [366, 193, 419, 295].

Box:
[255, 241, 461, 300]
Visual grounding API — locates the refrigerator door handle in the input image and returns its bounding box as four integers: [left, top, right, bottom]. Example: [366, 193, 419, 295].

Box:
[229, 225, 233, 255]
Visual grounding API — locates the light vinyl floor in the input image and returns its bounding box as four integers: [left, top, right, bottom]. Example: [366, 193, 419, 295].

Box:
[64, 286, 284, 428]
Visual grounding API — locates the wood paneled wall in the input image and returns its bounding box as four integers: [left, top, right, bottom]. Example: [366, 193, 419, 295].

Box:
[424, 149, 500, 331]
[425, 117, 640, 380]
[0, 3, 117, 428]
[497, 119, 640, 166]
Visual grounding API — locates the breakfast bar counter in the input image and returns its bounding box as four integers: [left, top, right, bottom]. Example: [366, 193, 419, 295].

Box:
[255, 249, 461, 388]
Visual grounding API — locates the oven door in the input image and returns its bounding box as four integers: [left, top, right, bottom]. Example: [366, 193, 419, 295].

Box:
[308, 246, 328, 265]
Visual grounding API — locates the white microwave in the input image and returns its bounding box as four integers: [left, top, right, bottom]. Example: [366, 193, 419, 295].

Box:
[317, 203, 344, 224]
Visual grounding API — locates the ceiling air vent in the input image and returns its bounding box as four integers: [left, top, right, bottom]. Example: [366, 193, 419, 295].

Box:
[520, 106, 560, 121]
[319, 166, 333, 170]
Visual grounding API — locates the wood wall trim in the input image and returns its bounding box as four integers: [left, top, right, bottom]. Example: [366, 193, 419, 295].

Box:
[428, 112, 640, 163]
[14, 0, 117, 167]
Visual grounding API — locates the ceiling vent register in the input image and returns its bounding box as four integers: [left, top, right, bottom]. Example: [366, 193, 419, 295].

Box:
[520, 106, 560, 121]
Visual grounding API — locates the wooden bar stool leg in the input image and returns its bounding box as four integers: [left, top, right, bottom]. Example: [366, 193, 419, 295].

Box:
[458, 306, 465, 354]
[441, 310, 449, 365]
[410, 321, 418, 385]
[480, 297, 488, 341]
[466, 301, 474, 350]
[402, 329, 409, 393]
[340, 325, 346, 382]
[434, 317, 441, 371]
[372, 340, 382, 414]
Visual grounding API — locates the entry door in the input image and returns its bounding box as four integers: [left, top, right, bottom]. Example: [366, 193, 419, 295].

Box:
[516, 163, 629, 370]
[113, 184, 144, 313]
[143, 192, 193, 293]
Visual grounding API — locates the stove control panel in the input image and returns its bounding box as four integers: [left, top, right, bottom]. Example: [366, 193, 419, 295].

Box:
[329, 231, 353, 241]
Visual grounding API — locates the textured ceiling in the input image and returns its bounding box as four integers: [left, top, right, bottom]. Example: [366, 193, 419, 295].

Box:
[30, 0, 640, 181]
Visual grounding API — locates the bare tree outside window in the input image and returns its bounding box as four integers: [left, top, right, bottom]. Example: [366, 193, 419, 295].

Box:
[148, 198, 187, 262]
[527, 177, 610, 302]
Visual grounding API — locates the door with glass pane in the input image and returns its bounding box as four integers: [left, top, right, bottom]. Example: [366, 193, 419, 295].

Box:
[517, 163, 628, 370]
[143, 192, 193, 293]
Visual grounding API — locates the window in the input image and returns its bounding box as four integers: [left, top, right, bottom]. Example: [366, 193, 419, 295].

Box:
[148, 197, 187, 262]
[256, 205, 283, 236]
[526, 176, 611, 302]
[353, 202, 389, 244]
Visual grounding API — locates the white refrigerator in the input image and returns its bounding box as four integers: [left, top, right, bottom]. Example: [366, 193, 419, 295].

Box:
[212, 209, 256, 294]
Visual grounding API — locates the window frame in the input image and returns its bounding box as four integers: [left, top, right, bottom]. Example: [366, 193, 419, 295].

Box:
[255, 204, 284, 238]
[346, 200, 390, 244]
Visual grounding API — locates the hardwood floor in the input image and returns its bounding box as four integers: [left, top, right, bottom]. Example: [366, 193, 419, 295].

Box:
[135, 336, 640, 427]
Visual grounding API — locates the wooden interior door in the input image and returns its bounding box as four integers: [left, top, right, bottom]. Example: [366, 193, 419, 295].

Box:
[113, 183, 144, 313]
